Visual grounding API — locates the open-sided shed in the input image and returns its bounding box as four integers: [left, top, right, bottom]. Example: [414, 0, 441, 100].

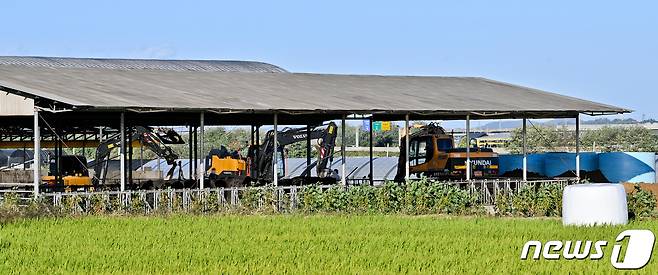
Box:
[0, 56, 630, 194]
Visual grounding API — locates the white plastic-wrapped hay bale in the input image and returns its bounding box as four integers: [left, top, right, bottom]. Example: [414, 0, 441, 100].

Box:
[562, 183, 628, 226]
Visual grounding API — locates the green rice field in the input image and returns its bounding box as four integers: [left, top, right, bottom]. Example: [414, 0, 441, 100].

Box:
[0, 215, 656, 274]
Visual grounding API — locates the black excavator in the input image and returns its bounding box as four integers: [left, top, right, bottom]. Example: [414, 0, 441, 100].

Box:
[249, 122, 338, 186]
[206, 122, 339, 187]
[93, 126, 186, 189]
[251, 122, 339, 186]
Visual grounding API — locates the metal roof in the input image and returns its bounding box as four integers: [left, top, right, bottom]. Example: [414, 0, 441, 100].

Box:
[0, 57, 630, 124]
[0, 56, 287, 73]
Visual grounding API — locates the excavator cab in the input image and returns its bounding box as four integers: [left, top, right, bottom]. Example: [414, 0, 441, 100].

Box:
[247, 144, 285, 181]
[406, 128, 455, 178]
[42, 155, 92, 188]
[206, 146, 247, 177]
[396, 123, 499, 181]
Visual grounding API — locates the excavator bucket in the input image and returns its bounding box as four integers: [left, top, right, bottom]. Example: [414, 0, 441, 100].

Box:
[155, 128, 185, 144]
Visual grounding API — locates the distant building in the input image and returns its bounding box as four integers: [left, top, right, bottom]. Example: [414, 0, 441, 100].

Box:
[474, 133, 512, 149]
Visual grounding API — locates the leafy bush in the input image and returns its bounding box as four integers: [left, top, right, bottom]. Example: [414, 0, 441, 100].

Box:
[62, 195, 83, 216]
[435, 185, 480, 215]
[89, 193, 108, 215]
[401, 179, 430, 214]
[0, 192, 21, 223]
[494, 192, 512, 216]
[241, 188, 262, 211]
[0, 180, 571, 220]
[496, 183, 563, 217]
[0, 193, 20, 213]
[347, 185, 376, 213]
[321, 186, 348, 212]
[190, 192, 206, 214]
[627, 184, 657, 219]
[204, 190, 220, 213]
[299, 185, 323, 212]
[157, 191, 172, 214]
[536, 183, 562, 217]
[259, 186, 279, 214]
[375, 182, 403, 213]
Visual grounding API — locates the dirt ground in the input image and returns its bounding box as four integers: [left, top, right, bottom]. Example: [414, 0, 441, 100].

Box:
[623, 183, 658, 201]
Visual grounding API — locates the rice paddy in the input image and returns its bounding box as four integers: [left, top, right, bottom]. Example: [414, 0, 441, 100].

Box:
[0, 215, 656, 274]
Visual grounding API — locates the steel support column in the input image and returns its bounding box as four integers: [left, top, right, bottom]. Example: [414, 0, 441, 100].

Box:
[273, 113, 278, 187]
[120, 112, 126, 191]
[199, 113, 205, 189]
[55, 132, 60, 186]
[466, 114, 471, 181]
[369, 117, 374, 185]
[188, 125, 193, 181]
[193, 126, 198, 180]
[128, 126, 133, 186]
[341, 115, 346, 185]
[576, 113, 581, 179]
[33, 107, 40, 196]
[306, 125, 311, 177]
[522, 117, 527, 181]
[405, 114, 410, 181]
[255, 125, 260, 179]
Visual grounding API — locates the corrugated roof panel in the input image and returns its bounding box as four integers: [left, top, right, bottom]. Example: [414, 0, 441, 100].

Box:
[0, 56, 287, 73]
[0, 66, 629, 115]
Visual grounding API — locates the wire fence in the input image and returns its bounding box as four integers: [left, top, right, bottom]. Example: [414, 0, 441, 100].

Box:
[0, 179, 577, 214]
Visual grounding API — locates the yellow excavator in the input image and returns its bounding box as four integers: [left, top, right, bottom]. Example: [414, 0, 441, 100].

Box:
[205, 146, 250, 187]
[42, 126, 185, 191]
[41, 155, 92, 188]
[395, 123, 499, 181]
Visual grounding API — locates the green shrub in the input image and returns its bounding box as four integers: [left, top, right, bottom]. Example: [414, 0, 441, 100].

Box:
[171, 192, 183, 212]
[505, 183, 564, 217]
[512, 184, 538, 217]
[62, 195, 83, 216]
[205, 190, 220, 213]
[241, 188, 261, 211]
[190, 192, 206, 214]
[536, 184, 562, 217]
[402, 179, 429, 214]
[0, 180, 568, 219]
[0, 193, 20, 213]
[627, 185, 657, 219]
[89, 193, 108, 215]
[321, 186, 348, 212]
[299, 185, 323, 212]
[438, 185, 480, 215]
[260, 186, 279, 214]
[376, 182, 403, 213]
[494, 191, 512, 216]
[347, 185, 376, 213]
[157, 191, 172, 214]
[129, 193, 146, 214]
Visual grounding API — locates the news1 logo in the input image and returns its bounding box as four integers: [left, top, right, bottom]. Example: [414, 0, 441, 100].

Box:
[521, 230, 655, 270]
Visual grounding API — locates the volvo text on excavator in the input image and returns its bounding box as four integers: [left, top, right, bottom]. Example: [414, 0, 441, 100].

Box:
[205, 122, 339, 187]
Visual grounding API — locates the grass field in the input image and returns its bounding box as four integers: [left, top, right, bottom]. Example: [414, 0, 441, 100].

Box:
[0, 215, 656, 274]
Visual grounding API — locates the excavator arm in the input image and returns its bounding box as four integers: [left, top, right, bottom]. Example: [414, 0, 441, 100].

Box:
[93, 126, 183, 185]
[251, 122, 338, 182]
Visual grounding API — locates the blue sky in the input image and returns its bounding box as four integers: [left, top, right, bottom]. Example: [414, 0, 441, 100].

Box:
[1, 1, 656, 120]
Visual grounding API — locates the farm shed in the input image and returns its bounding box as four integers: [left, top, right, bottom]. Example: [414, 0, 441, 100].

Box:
[0, 56, 629, 195]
